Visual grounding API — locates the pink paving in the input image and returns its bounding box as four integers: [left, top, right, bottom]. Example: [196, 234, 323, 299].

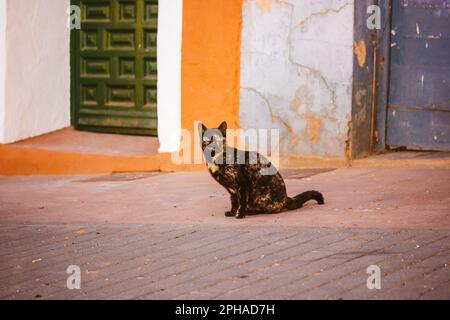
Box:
[1, 168, 449, 230]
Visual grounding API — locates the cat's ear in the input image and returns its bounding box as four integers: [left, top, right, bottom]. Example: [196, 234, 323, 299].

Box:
[198, 122, 207, 136]
[218, 121, 227, 137]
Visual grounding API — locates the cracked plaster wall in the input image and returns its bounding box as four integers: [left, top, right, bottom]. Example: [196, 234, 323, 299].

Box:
[239, 0, 354, 158]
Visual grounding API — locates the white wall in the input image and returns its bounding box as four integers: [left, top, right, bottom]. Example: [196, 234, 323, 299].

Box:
[0, 0, 70, 144]
[0, 0, 181, 150]
[240, 0, 354, 158]
[0, 0, 6, 143]
[157, 0, 183, 153]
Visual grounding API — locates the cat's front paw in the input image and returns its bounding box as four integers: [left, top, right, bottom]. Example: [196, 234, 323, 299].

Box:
[225, 211, 236, 217]
[235, 213, 246, 219]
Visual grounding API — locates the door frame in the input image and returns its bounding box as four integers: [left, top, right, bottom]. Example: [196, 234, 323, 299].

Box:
[351, 0, 393, 159]
[69, 0, 184, 152]
[70, 0, 79, 127]
[373, 0, 393, 153]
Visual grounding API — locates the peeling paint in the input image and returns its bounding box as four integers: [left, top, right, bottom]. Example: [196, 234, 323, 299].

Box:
[239, 0, 354, 158]
[289, 55, 338, 113]
[345, 120, 352, 160]
[354, 89, 367, 126]
[306, 114, 322, 144]
[354, 40, 367, 67]
[356, 108, 366, 126]
[254, 0, 282, 12]
[290, 99, 301, 110]
[257, 0, 272, 12]
[355, 89, 366, 107]
[290, 85, 310, 111]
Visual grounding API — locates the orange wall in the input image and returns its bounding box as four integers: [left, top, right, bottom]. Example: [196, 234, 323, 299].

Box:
[181, 0, 243, 133]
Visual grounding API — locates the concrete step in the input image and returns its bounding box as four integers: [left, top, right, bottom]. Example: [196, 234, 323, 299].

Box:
[0, 127, 163, 176]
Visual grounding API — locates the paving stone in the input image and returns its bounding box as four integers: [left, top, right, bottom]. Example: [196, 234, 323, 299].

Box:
[1, 223, 450, 300]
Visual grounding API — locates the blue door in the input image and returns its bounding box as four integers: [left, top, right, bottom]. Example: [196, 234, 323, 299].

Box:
[387, 0, 450, 151]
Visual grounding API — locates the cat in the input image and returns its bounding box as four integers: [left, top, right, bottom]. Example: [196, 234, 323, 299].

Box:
[199, 121, 324, 219]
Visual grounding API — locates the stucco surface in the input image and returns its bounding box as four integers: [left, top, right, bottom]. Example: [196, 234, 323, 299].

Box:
[179, 0, 243, 166]
[1, 0, 70, 143]
[0, 0, 7, 142]
[240, 0, 354, 157]
[181, 0, 242, 134]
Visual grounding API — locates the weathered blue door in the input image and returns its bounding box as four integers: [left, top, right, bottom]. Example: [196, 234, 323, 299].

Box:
[387, 0, 450, 151]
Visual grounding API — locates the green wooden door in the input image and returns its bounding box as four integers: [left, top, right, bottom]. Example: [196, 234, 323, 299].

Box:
[71, 0, 158, 136]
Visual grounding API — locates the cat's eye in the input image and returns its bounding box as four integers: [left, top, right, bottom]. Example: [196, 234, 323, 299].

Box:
[202, 136, 210, 142]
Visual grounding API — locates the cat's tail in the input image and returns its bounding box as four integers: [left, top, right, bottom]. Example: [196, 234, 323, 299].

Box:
[285, 191, 324, 211]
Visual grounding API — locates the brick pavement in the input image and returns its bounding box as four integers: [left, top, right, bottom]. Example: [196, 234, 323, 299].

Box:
[1, 168, 449, 300]
[0, 223, 449, 300]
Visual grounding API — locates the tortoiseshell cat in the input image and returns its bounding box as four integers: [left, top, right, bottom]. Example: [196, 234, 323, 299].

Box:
[199, 121, 324, 219]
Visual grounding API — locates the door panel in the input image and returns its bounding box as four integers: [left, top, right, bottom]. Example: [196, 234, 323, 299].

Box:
[387, 0, 450, 150]
[72, 0, 158, 136]
[387, 109, 450, 151]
